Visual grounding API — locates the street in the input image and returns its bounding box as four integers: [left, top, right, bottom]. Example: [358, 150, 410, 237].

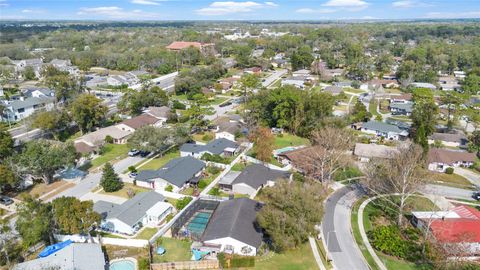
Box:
[322, 186, 369, 270]
[421, 184, 475, 201]
[262, 69, 287, 87]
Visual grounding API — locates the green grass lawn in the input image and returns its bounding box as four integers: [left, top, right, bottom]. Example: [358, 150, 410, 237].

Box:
[192, 132, 214, 143]
[90, 144, 130, 169]
[152, 238, 192, 263]
[427, 171, 474, 189]
[135, 227, 158, 240]
[254, 243, 318, 270]
[368, 99, 380, 117]
[137, 150, 180, 170]
[274, 133, 310, 149]
[231, 162, 248, 171]
[344, 88, 367, 94]
[207, 96, 228, 105]
[98, 183, 149, 199]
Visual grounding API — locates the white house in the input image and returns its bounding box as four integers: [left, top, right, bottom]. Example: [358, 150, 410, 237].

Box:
[427, 148, 476, 173]
[94, 191, 172, 235]
[356, 121, 409, 140]
[180, 138, 239, 159]
[2, 95, 55, 122]
[13, 58, 43, 78]
[281, 76, 307, 89]
[201, 198, 263, 256]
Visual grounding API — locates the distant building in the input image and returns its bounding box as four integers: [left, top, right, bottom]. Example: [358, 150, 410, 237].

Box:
[438, 76, 461, 91]
[166, 41, 215, 54]
[409, 82, 437, 90]
[428, 132, 468, 148]
[281, 76, 308, 89]
[13, 58, 43, 78]
[323, 85, 343, 96]
[1, 90, 54, 122]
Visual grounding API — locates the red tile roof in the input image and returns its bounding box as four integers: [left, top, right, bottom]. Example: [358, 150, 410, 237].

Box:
[428, 206, 480, 243]
[166, 41, 213, 50]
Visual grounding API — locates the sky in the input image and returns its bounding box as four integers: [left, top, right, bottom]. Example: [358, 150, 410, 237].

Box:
[0, 0, 479, 21]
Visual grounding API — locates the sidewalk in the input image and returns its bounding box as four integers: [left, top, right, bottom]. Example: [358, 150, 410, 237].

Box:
[309, 236, 326, 270]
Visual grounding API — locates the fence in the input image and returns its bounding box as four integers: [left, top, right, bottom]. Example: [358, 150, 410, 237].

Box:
[244, 155, 291, 171]
[54, 234, 148, 248]
[151, 260, 219, 270]
[170, 199, 219, 241]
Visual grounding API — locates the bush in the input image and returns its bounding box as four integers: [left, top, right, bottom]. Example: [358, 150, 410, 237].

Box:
[202, 133, 213, 141]
[201, 153, 230, 164]
[368, 225, 420, 260]
[445, 167, 454, 174]
[128, 166, 137, 173]
[165, 185, 173, 192]
[207, 166, 221, 175]
[293, 172, 305, 182]
[198, 180, 207, 189]
[105, 135, 113, 144]
[138, 257, 150, 270]
[176, 197, 193, 210]
[209, 187, 220, 196]
[334, 166, 363, 181]
[173, 100, 186, 110]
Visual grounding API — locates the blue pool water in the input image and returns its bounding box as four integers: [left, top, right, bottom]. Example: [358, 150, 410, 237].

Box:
[186, 212, 212, 234]
[110, 260, 135, 270]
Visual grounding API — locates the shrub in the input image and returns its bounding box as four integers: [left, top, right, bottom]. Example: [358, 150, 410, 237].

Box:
[445, 167, 454, 174]
[105, 135, 113, 144]
[128, 166, 137, 173]
[176, 197, 193, 210]
[138, 257, 150, 270]
[293, 172, 305, 182]
[207, 166, 221, 175]
[198, 180, 207, 189]
[201, 153, 229, 164]
[334, 166, 363, 181]
[173, 100, 186, 110]
[165, 185, 173, 192]
[202, 133, 213, 141]
[209, 187, 220, 196]
[231, 256, 255, 268]
[368, 225, 420, 260]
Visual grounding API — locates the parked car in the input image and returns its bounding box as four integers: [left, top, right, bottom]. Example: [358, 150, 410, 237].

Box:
[473, 191, 480, 201]
[0, 196, 14, 206]
[219, 101, 232, 107]
[128, 149, 140, 156]
[129, 172, 138, 178]
[139, 151, 151, 157]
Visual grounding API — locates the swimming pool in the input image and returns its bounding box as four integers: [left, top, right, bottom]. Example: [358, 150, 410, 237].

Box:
[109, 259, 136, 270]
[186, 212, 212, 235]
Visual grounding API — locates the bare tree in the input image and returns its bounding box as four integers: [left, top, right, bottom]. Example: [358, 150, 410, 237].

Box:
[294, 127, 355, 189]
[363, 143, 426, 225]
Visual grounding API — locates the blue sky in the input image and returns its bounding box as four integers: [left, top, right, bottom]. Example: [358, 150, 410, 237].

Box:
[0, 0, 479, 21]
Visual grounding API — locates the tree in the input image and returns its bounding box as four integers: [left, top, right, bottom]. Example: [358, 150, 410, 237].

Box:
[100, 162, 123, 192]
[0, 126, 14, 160]
[363, 143, 426, 225]
[411, 88, 438, 152]
[51, 197, 101, 235]
[17, 140, 76, 184]
[128, 126, 170, 152]
[257, 180, 325, 252]
[468, 130, 480, 155]
[440, 92, 464, 130]
[118, 86, 169, 115]
[295, 127, 355, 189]
[70, 94, 107, 134]
[43, 66, 79, 103]
[16, 195, 54, 249]
[249, 127, 275, 163]
[22, 66, 36, 80]
[30, 110, 69, 140]
[0, 163, 17, 191]
[463, 74, 480, 95]
[291, 45, 314, 71]
[350, 100, 372, 122]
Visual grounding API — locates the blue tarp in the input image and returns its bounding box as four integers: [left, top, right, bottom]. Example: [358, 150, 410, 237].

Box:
[38, 240, 73, 258]
[192, 249, 209, 261]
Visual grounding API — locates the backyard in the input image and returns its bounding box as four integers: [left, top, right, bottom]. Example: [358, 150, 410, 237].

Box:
[274, 133, 310, 149]
[135, 227, 158, 240]
[153, 237, 193, 263]
[98, 183, 149, 198]
[90, 144, 130, 169]
[254, 242, 318, 270]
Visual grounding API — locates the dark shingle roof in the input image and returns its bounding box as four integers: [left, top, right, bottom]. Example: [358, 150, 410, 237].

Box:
[362, 121, 405, 134]
[232, 164, 291, 190]
[135, 156, 205, 187]
[180, 138, 238, 155]
[202, 198, 263, 248]
[121, 114, 160, 129]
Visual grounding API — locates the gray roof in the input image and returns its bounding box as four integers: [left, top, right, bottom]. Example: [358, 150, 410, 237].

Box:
[390, 102, 413, 112]
[8, 96, 54, 111]
[218, 171, 241, 185]
[136, 156, 205, 187]
[362, 121, 404, 134]
[180, 138, 238, 155]
[232, 164, 291, 190]
[13, 243, 106, 270]
[430, 132, 467, 144]
[202, 198, 263, 248]
[22, 87, 54, 97]
[324, 86, 343, 95]
[94, 191, 164, 227]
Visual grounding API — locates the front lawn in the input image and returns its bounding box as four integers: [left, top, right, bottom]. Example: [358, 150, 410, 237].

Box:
[135, 227, 158, 240]
[99, 183, 149, 198]
[427, 171, 474, 189]
[137, 149, 180, 170]
[90, 144, 130, 169]
[274, 134, 310, 148]
[152, 238, 192, 263]
[254, 242, 318, 270]
[192, 132, 214, 143]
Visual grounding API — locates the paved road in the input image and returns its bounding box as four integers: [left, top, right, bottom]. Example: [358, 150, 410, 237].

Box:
[322, 186, 369, 270]
[454, 167, 480, 187]
[262, 69, 287, 87]
[204, 100, 239, 121]
[47, 156, 144, 202]
[421, 184, 474, 200]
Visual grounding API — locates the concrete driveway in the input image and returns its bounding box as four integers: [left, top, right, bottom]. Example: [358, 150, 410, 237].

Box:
[80, 192, 127, 204]
[454, 167, 480, 187]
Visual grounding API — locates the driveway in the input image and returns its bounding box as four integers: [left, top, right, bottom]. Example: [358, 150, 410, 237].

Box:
[47, 156, 144, 202]
[421, 184, 474, 201]
[262, 69, 287, 87]
[204, 101, 239, 121]
[322, 186, 369, 270]
[80, 192, 127, 204]
[454, 167, 480, 187]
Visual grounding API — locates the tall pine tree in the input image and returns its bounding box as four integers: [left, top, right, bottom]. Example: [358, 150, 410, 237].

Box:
[100, 162, 123, 192]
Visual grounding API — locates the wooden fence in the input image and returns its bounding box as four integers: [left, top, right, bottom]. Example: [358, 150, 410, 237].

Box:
[151, 260, 219, 270]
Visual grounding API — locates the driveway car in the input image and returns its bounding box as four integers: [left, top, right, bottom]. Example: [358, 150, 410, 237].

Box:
[0, 196, 14, 206]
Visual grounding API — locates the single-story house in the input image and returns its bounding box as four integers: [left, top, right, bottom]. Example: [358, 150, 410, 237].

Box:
[389, 93, 412, 104]
[166, 41, 215, 54]
[135, 156, 205, 192]
[438, 76, 461, 91]
[389, 102, 413, 116]
[353, 143, 399, 162]
[292, 69, 311, 77]
[355, 121, 409, 140]
[281, 76, 308, 89]
[453, 71, 466, 79]
[13, 243, 106, 270]
[412, 205, 480, 256]
[333, 81, 352, 88]
[213, 117, 246, 142]
[180, 138, 239, 158]
[409, 82, 437, 90]
[116, 113, 164, 133]
[428, 132, 468, 148]
[201, 198, 263, 256]
[323, 85, 343, 96]
[144, 106, 170, 124]
[94, 191, 172, 235]
[219, 164, 291, 197]
[74, 126, 131, 154]
[427, 148, 476, 172]
[244, 67, 262, 75]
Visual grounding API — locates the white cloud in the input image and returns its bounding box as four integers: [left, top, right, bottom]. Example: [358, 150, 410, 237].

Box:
[425, 11, 480, 19]
[196, 1, 277, 16]
[322, 0, 369, 8]
[21, 9, 46, 14]
[77, 6, 159, 19]
[0, 0, 8, 7]
[392, 1, 432, 8]
[296, 8, 336, 14]
[130, 0, 165, 5]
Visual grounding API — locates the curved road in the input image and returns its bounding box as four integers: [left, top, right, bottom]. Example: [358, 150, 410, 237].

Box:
[322, 186, 369, 270]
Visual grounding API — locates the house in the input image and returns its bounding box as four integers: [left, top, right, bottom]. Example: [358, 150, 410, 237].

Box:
[166, 41, 215, 54]
[276, 146, 317, 167]
[251, 48, 264, 58]
[213, 116, 246, 141]
[21, 87, 54, 98]
[272, 58, 287, 68]
[427, 148, 476, 172]
[389, 102, 413, 116]
[74, 126, 131, 154]
[292, 69, 311, 77]
[389, 93, 412, 103]
[412, 205, 480, 256]
[281, 76, 308, 89]
[353, 143, 399, 162]
[409, 82, 437, 90]
[221, 57, 237, 69]
[144, 106, 170, 124]
[356, 121, 409, 140]
[116, 113, 165, 133]
[244, 67, 262, 75]
[2, 95, 55, 122]
[219, 164, 291, 197]
[333, 81, 352, 88]
[94, 191, 172, 235]
[13, 243, 106, 270]
[13, 58, 43, 78]
[201, 198, 263, 256]
[453, 71, 466, 80]
[428, 132, 468, 148]
[135, 156, 205, 191]
[180, 138, 239, 158]
[49, 59, 79, 76]
[323, 85, 343, 96]
[438, 76, 461, 91]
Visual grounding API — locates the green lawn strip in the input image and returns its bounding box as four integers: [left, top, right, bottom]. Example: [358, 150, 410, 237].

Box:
[98, 231, 126, 239]
[274, 134, 310, 148]
[315, 238, 332, 269]
[136, 150, 180, 171]
[152, 237, 193, 263]
[98, 183, 149, 199]
[344, 88, 367, 94]
[207, 96, 228, 105]
[368, 99, 380, 117]
[427, 171, 475, 190]
[135, 227, 158, 240]
[254, 243, 318, 270]
[90, 144, 130, 169]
